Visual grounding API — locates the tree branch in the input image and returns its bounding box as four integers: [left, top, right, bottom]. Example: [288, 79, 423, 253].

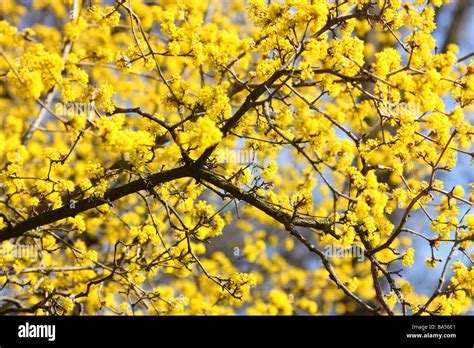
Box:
[0, 166, 191, 242]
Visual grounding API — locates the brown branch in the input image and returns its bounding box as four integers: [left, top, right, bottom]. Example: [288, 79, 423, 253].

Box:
[194, 168, 337, 239]
[284, 224, 380, 314]
[0, 166, 191, 242]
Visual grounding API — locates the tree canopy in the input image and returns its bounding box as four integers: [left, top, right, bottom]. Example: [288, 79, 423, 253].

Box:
[0, 0, 473, 315]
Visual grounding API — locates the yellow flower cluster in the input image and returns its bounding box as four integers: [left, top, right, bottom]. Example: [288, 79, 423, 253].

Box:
[86, 6, 120, 28]
[402, 248, 415, 268]
[7, 43, 64, 99]
[178, 116, 223, 158]
[428, 262, 472, 314]
[0, 0, 472, 317]
[326, 36, 365, 77]
[0, 20, 19, 46]
[63, 17, 88, 41]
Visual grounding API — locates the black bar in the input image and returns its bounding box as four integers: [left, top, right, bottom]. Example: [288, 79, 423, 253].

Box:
[0, 316, 472, 346]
